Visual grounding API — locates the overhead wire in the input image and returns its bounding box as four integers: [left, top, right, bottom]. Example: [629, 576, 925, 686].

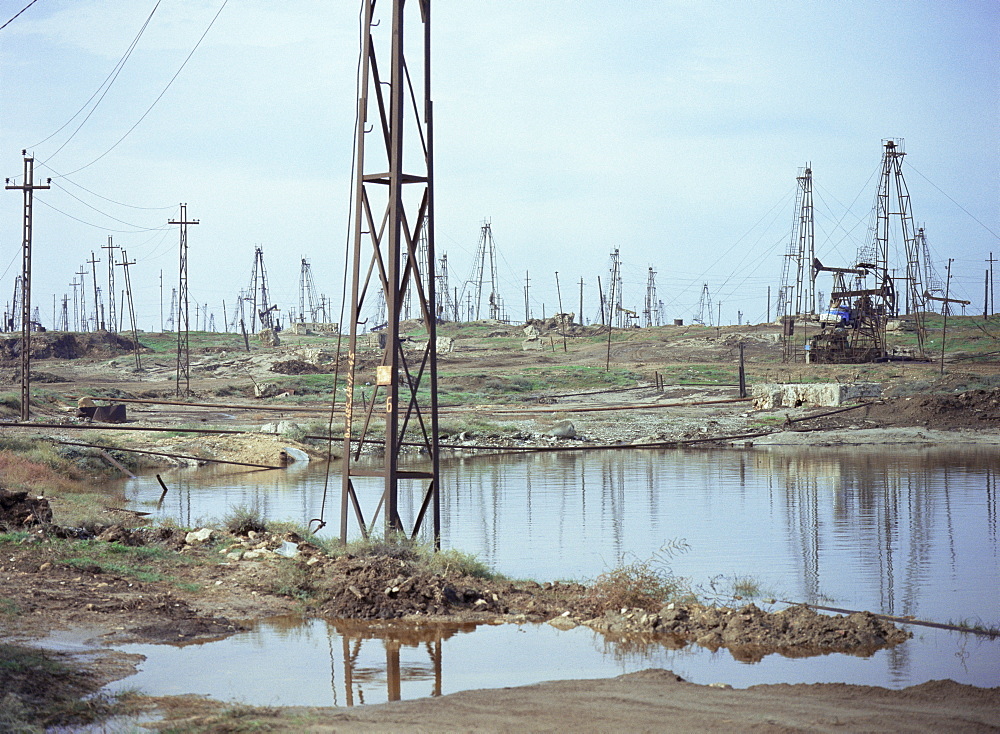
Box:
[46, 0, 230, 179]
[50, 181, 170, 231]
[315, 0, 367, 535]
[0, 0, 41, 32]
[31, 1, 162, 158]
[33, 197, 169, 233]
[906, 163, 1000, 240]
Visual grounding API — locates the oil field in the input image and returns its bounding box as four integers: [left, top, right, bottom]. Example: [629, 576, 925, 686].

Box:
[1, 1, 999, 732]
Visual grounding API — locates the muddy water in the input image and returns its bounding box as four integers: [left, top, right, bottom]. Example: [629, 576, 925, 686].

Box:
[117, 445, 1000, 699]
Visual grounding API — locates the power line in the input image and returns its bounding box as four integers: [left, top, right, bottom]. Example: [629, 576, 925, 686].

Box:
[907, 163, 1000, 240]
[0, 0, 41, 32]
[49, 0, 230, 178]
[34, 197, 170, 233]
[50, 181, 169, 230]
[32, 1, 162, 156]
[56, 175, 175, 210]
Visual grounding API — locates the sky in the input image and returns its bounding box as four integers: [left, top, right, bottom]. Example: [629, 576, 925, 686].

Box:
[1, 0, 997, 333]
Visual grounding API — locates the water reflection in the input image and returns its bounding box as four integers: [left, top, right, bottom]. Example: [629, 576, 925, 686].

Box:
[125, 446, 999, 633]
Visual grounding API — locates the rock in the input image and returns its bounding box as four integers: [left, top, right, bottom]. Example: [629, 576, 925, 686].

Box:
[548, 615, 579, 631]
[523, 324, 540, 338]
[547, 420, 576, 439]
[521, 338, 544, 351]
[257, 328, 280, 347]
[185, 528, 214, 545]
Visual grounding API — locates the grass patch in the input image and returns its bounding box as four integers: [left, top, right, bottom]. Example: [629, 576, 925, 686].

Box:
[0, 531, 31, 544]
[223, 505, 268, 536]
[57, 541, 173, 583]
[584, 541, 692, 612]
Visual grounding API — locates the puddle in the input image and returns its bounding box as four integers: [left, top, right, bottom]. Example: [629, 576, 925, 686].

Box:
[117, 445, 1000, 692]
[102, 616, 1000, 706]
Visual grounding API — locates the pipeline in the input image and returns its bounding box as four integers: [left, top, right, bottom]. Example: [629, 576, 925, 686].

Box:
[54, 439, 285, 471]
[778, 600, 999, 638]
[2, 421, 271, 436]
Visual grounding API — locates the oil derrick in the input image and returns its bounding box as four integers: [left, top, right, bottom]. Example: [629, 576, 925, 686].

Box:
[435, 253, 450, 322]
[915, 227, 943, 307]
[340, 0, 440, 545]
[167, 288, 177, 331]
[643, 267, 659, 327]
[228, 291, 246, 332]
[169, 204, 198, 396]
[299, 258, 320, 323]
[779, 166, 816, 362]
[694, 283, 713, 326]
[468, 219, 501, 320]
[608, 249, 624, 327]
[58, 295, 69, 331]
[8, 276, 22, 332]
[855, 139, 928, 355]
[247, 247, 277, 331]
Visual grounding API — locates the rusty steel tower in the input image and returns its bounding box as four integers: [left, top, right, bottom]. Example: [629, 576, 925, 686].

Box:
[341, 0, 440, 545]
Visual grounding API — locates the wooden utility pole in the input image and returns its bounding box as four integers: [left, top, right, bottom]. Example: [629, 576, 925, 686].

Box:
[524, 271, 530, 322]
[579, 277, 584, 326]
[5, 153, 50, 420]
[987, 252, 996, 318]
[169, 204, 198, 396]
[940, 258, 953, 375]
[118, 251, 141, 369]
[75, 266, 88, 331]
[87, 251, 102, 330]
[555, 271, 567, 352]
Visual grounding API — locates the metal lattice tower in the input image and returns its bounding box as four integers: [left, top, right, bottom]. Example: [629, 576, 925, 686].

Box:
[779, 165, 817, 362]
[169, 204, 198, 396]
[694, 283, 713, 326]
[794, 166, 816, 318]
[299, 258, 319, 323]
[435, 253, 450, 322]
[58, 295, 69, 331]
[248, 247, 277, 331]
[340, 0, 440, 545]
[644, 266, 659, 327]
[858, 139, 927, 354]
[915, 226, 943, 301]
[102, 237, 119, 332]
[469, 220, 501, 320]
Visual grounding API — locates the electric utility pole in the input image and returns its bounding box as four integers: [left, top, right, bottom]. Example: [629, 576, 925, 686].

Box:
[6, 153, 50, 420]
[87, 251, 102, 330]
[118, 251, 141, 370]
[102, 237, 119, 332]
[169, 204, 198, 396]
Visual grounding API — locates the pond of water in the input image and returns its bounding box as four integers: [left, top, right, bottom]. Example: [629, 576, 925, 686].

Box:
[112, 445, 999, 702]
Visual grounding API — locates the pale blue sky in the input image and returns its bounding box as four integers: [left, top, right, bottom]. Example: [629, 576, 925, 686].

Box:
[2, 0, 997, 330]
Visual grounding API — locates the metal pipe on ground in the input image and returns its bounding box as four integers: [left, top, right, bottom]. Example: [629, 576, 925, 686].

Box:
[54, 439, 286, 470]
[777, 600, 998, 638]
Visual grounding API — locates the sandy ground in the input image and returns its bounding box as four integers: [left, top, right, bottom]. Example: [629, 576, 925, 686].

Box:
[264, 670, 1000, 733]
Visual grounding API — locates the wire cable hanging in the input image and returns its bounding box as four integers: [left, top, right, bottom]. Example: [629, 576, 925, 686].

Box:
[44, 0, 230, 179]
